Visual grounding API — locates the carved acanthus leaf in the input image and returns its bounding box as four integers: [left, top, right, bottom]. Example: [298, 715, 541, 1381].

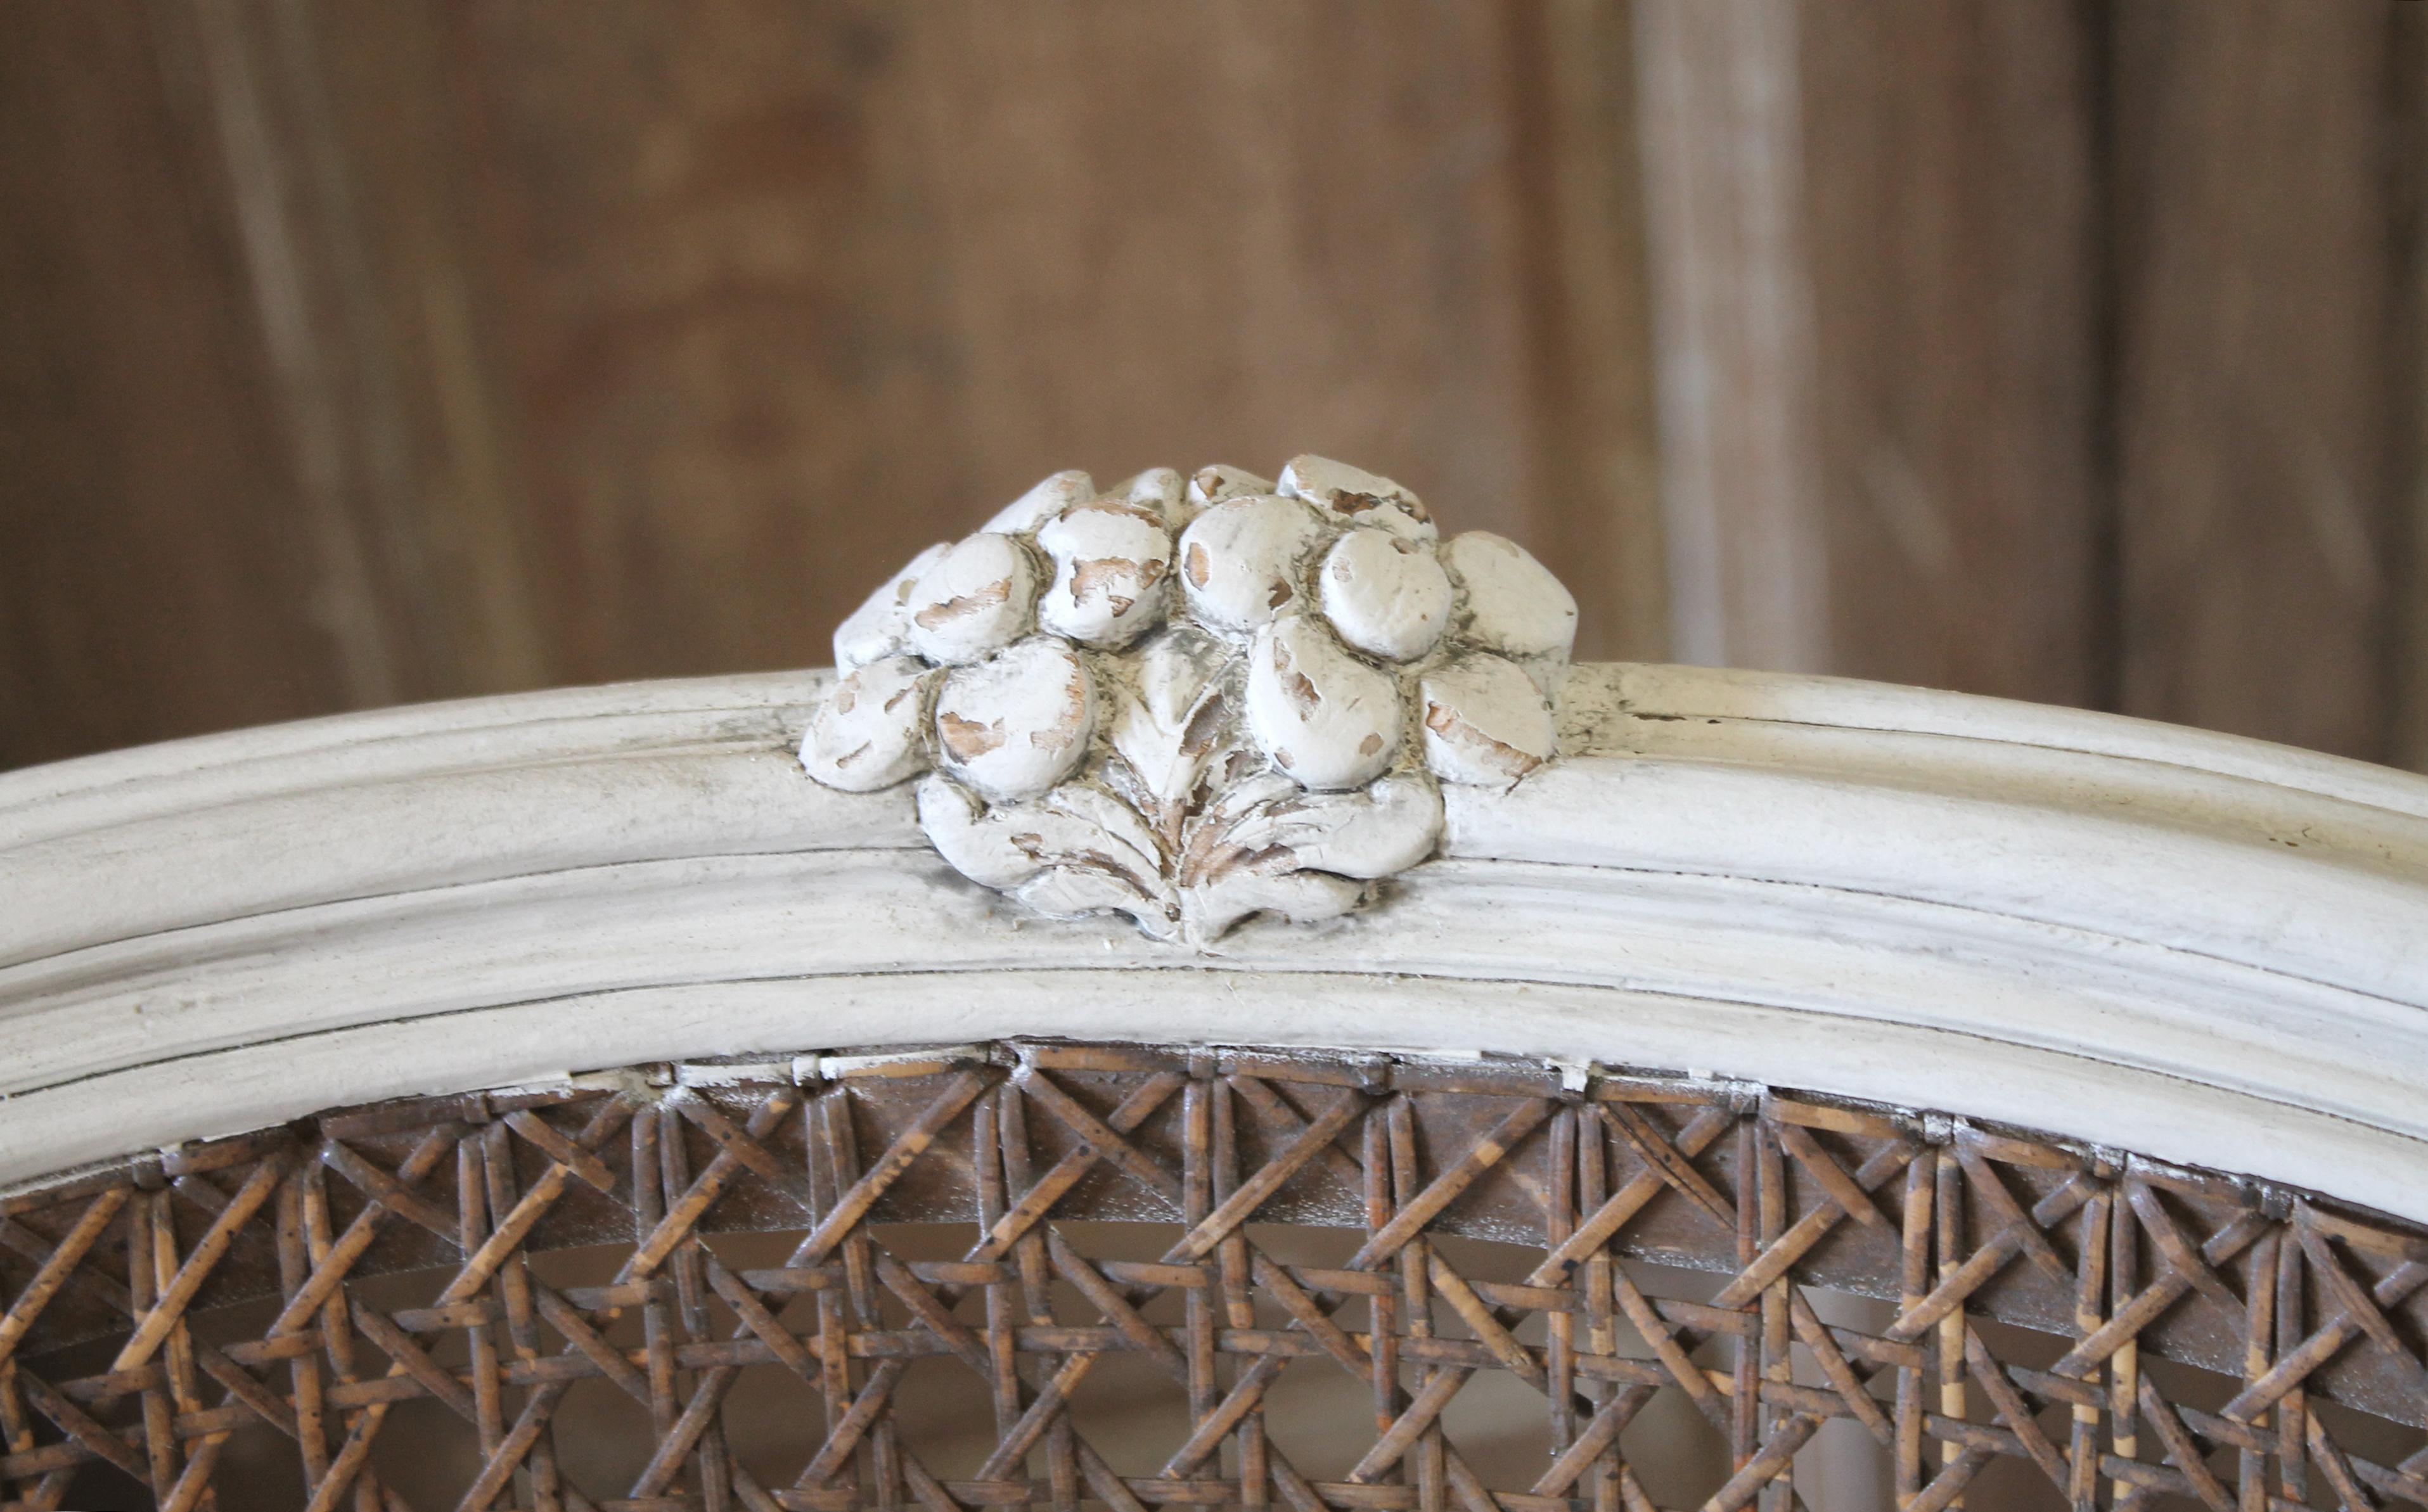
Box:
[1104, 625, 1238, 851]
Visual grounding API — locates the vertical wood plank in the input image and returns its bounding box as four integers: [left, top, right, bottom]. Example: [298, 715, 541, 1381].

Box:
[2110, 1, 2406, 761]
[1633, 0, 1830, 672]
[2391, 4, 2428, 772]
[170, 0, 565, 709]
[1801, 0, 2104, 707]
[0, 0, 1656, 762]
[440, 0, 1667, 679]
[307, 0, 556, 697]
[178, 0, 413, 708]
[904, 1, 1641, 643]
[0, 4, 351, 766]
[444, 0, 979, 686]
[1505, 0, 1670, 660]
[1635, 0, 2104, 700]
[907, 4, 1535, 509]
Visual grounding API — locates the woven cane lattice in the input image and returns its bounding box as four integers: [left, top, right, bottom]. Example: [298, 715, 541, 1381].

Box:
[2, 1044, 2425, 1512]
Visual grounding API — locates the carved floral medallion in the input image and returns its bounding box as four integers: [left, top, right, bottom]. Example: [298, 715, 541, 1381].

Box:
[799, 456, 1576, 944]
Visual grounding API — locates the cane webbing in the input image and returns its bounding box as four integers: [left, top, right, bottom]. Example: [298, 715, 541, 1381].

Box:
[0, 1042, 2421, 1512]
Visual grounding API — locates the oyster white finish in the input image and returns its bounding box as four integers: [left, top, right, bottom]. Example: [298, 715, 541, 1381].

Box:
[4, 662, 2428, 1231]
[804, 459, 1584, 945]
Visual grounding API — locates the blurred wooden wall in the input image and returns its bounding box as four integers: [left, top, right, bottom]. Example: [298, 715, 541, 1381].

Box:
[1, 0, 2422, 772]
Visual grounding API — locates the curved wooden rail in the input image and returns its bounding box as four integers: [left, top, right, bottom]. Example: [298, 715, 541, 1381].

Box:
[2, 662, 2425, 1224]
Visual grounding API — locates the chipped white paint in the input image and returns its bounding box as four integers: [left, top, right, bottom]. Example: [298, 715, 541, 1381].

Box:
[981, 468, 1095, 536]
[800, 457, 1581, 944]
[1184, 463, 1272, 511]
[902, 533, 1038, 666]
[1116, 466, 1190, 529]
[1279, 452, 1437, 541]
[1247, 617, 1402, 791]
[1178, 495, 1327, 632]
[832, 542, 948, 672]
[797, 654, 934, 791]
[1037, 499, 1176, 648]
[933, 637, 1095, 803]
[1420, 655, 1558, 785]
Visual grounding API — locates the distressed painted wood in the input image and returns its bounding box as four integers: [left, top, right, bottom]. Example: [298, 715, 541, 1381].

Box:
[4, 659, 2428, 1237]
[803, 458, 1572, 944]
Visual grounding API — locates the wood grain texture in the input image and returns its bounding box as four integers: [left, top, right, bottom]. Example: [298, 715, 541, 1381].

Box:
[6, 0, 2424, 773]
[807, 0, 1657, 658]
[1801, 0, 2104, 707]
[304, 0, 553, 698]
[1633, 0, 1829, 672]
[0, 4, 351, 768]
[426, 0, 1664, 680]
[2110, 1, 2407, 761]
[0, 1, 1663, 766]
[2391, 4, 2428, 771]
[1506, 0, 1671, 661]
[442, 0, 976, 687]
[1636, 0, 2104, 700]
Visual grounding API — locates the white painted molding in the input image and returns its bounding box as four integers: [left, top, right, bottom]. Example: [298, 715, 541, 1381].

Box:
[4, 660, 2428, 1231]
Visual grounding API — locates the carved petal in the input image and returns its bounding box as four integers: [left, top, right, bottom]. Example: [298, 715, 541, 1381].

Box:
[1318, 529, 1451, 662]
[1016, 869, 1172, 937]
[1107, 626, 1236, 820]
[906, 534, 1041, 665]
[1420, 653, 1558, 786]
[1114, 466, 1192, 530]
[1175, 496, 1326, 633]
[983, 470, 1096, 535]
[1441, 532, 1578, 661]
[914, 774, 1160, 897]
[1245, 617, 1401, 791]
[934, 637, 1095, 802]
[1216, 772, 1444, 880]
[1174, 767, 1299, 888]
[1278, 454, 1434, 542]
[833, 542, 949, 671]
[1039, 781, 1167, 882]
[799, 655, 935, 792]
[915, 773, 1050, 889]
[1185, 869, 1368, 944]
[1186, 464, 1274, 512]
[1037, 501, 1174, 648]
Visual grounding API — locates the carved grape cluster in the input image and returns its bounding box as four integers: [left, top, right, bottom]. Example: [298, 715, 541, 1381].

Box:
[800, 456, 1576, 945]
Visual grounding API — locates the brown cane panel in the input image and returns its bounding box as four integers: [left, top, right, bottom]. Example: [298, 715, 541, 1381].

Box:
[0, 1041, 2422, 1512]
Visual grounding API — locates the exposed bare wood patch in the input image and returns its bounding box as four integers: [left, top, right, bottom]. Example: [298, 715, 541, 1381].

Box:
[913, 580, 1011, 631]
[938, 712, 1005, 760]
